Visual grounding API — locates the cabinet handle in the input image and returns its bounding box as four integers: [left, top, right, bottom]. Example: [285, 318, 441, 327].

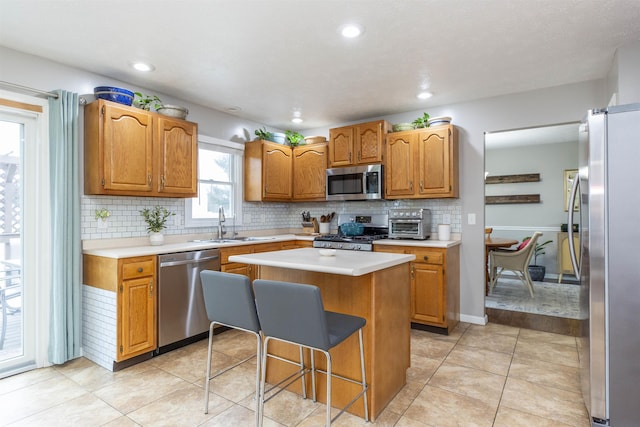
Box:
[349, 152, 352, 162]
[420, 180, 424, 191]
[409, 181, 413, 191]
[137, 267, 143, 273]
[148, 174, 152, 186]
[357, 151, 361, 161]
[160, 175, 165, 190]
[411, 266, 414, 278]
[423, 255, 429, 261]
[149, 280, 153, 296]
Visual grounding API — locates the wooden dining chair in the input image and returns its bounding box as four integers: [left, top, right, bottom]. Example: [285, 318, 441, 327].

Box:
[485, 227, 493, 238]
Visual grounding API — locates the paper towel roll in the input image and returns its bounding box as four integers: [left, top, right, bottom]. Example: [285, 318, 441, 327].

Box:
[438, 224, 451, 241]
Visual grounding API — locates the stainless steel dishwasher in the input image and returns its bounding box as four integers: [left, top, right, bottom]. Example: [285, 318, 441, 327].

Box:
[157, 249, 220, 352]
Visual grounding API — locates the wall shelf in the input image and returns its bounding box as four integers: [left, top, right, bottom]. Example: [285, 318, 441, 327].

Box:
[485, 173, 540, 184]
[485, 194, 541, 204]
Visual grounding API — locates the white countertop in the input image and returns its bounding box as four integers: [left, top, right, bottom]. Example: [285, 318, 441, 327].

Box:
[229, 247, 415, 276]
[82, 234, 461, 259]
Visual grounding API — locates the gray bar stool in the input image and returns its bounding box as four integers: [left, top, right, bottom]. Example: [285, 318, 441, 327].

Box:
[201, 271, 308, 427]
[200, 271, 263, 425]
[253, 279, 369, 426]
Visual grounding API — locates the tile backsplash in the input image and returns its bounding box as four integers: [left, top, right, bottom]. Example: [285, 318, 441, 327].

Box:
[82, 195, 461, 241]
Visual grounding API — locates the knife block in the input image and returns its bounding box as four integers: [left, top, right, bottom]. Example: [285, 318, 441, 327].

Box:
[301, 219, 318, 234]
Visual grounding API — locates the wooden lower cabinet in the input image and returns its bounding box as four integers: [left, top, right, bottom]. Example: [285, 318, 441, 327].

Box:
[83, 255, 157, 363]
[375, 245, 460, 333]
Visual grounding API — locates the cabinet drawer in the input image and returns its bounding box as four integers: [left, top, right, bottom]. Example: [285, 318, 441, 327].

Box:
[122, 259, 155, 279]
[411, 250, 444, 265]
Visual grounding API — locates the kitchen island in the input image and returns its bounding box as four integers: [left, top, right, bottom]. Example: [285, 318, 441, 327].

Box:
[229, 247, 415, 421]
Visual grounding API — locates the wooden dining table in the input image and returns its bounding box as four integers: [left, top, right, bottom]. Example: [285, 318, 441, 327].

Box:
[485, 237, 519, 294]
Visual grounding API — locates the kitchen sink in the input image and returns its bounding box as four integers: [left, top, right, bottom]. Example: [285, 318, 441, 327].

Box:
[189, 236, 276, 243]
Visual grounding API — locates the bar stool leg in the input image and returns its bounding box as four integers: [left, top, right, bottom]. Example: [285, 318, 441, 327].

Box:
[254, 333, 262, 427]
[299, 345, 307, 399]
[204, 322, 215, 413]
[325, 351, 332, 427]
[358, 329, 369, 422]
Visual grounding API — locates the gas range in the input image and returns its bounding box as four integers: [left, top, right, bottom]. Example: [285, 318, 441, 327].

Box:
[312, 213, 388, 251]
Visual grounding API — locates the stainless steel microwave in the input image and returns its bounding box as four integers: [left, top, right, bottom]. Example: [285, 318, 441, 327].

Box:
[326, 164, 384, 201]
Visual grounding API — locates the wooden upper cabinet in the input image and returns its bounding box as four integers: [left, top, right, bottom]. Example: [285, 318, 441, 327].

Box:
[385, 133, 415, 197]
[417, 126, 458, 197]
[328, 126, 354, 167]
[156, 117, 197, 195]
[84, 99, 198, 198]
[244, 140, 292, 201]
[355, 121, 387, 164]
[293, 144, 327, 201]
[96, 102, 154, 193]
[385, 124, 459, 199]
[328, 120, 389, 167]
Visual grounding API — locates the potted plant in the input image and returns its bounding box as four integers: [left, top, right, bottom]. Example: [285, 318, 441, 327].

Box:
[285, 130, 304, 147]
[140, 206, 175, 246]
[524, 236, 553, 281]
[412, 112, 430, 129]
[133, 92, 162, 111]
[254, 126, 273, 141]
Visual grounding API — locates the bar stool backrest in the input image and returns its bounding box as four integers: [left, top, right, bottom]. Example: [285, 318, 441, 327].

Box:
[254, 280, 331, 351]
[200, 270, 261, 333]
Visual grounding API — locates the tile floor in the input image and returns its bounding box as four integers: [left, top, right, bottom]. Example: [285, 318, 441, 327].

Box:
[0, 322, 590, 426]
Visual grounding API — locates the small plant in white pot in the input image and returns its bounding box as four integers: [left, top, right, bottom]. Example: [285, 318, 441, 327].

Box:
[140, 206, 175, 246]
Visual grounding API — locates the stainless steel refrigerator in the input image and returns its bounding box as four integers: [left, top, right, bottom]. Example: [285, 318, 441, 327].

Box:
[568, 103, 640, 427]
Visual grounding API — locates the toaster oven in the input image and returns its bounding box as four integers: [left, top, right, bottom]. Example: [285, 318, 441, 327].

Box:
[388, 208, 432, 240]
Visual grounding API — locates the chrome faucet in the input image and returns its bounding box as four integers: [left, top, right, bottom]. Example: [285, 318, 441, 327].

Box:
[217, 206, 226, 239]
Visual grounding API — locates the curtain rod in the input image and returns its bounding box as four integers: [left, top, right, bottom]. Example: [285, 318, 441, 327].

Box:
[0, 80, 59, 99]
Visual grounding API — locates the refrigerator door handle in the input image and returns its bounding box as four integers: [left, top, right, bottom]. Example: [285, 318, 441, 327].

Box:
[567, 173, 581, 278]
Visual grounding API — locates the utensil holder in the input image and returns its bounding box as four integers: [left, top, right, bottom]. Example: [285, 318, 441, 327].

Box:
[438, 224, 451, 241]
[319, 222, 330, 235]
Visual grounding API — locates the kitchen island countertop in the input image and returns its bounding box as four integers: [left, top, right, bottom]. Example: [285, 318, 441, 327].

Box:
[229, 247, 415, 276]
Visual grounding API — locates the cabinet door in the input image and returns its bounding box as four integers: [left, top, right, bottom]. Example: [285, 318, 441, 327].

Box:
[263, 144, 293, 200]
[328, 126, 354, 167]
[355, 121, 384, 164]
[293, 144, 327, 200]
[417, 126, 457, 197]
[102, 103, 154, 193]
[412, 263, 445, 326]
[385, 133, 415, 198]
[119, 276, 156, 360]
[156, 117, 198, 196]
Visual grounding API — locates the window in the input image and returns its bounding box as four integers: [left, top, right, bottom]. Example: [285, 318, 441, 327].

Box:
[185, 135, 244, 227]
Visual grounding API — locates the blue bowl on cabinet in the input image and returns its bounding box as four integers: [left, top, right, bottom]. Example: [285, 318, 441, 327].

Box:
[94, 86, 134, 106]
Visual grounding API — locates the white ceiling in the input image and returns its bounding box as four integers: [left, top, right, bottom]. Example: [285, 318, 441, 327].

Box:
[1, 0, 640, 130]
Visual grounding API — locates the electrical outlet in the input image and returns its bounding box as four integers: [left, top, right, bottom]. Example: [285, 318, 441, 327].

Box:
[468, 213, 476, 225]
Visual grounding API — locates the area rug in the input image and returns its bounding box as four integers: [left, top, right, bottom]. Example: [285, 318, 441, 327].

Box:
[485, 277, 581, 319]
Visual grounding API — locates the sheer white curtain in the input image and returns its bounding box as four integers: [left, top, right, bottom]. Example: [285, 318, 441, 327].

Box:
[47, 90, 81, 364]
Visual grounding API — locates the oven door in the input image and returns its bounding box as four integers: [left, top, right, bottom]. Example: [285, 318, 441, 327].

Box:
[389, 220, 422, 239]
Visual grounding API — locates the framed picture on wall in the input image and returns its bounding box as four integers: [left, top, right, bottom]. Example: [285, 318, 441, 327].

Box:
[564, 169, 579, 211]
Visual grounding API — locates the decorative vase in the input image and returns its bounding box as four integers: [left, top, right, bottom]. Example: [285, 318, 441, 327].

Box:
[149, 232, 164, 246]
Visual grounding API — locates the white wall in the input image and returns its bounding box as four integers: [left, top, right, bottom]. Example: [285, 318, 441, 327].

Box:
[485, 140, 579, 274]
[1, 46, 607, 323]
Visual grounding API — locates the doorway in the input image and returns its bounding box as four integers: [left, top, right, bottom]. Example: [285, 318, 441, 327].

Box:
[484, 123, 581, 334]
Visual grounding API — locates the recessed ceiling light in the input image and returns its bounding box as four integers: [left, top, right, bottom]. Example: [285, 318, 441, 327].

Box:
[291, 117, 303, 124]
[132, 62, 155, 72]
[417, 91, 433, 100]
[340, 24, 363, 38]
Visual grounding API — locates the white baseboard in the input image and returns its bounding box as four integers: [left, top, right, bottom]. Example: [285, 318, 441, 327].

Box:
[460, 313, 488, 325]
